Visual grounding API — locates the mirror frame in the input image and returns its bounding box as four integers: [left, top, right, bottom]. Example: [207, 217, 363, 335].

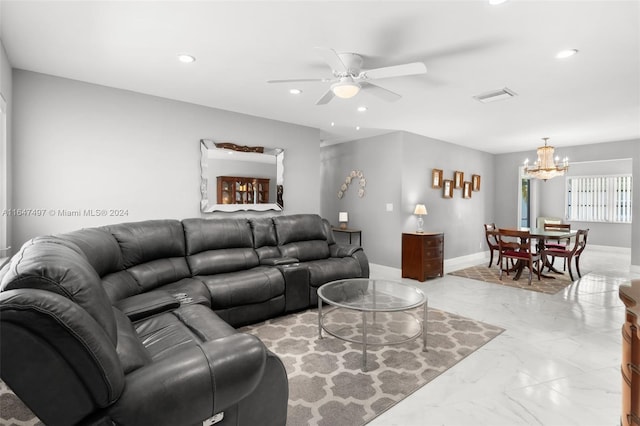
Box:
[200, 139, 284, 212]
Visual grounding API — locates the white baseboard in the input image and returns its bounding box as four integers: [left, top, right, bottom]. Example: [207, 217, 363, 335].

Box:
[444, 251, 489, 273]
[370, 250, 490, 279]
[371, 246, 639, 276]
[588, 244, 631, 254]
[369, 263, 402, 279]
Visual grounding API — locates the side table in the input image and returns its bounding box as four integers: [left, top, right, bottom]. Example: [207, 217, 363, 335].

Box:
[332, 227, 362, 246]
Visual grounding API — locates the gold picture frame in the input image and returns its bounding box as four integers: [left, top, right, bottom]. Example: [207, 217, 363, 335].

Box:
[454, 171, 464, 189]
[431, 169, 443, 188]
[472, 174, 481, 191]
[463, 181, 472, 199]
[443, 179, 454, 198]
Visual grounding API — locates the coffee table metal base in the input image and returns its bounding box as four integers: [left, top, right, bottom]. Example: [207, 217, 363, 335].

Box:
[318, 300, 428, 371]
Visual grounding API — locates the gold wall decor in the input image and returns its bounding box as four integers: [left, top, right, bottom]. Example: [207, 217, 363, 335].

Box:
[454, 171, 464, 189]
[443, 179, 454, 198]
[463, 181, 472, 199]
[432, 169, 443, 188]
[472, 174, 481, 191]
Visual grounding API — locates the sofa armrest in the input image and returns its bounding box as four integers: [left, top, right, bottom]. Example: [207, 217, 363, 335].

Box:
[260, 256, 299, 266]
[330, 244, 362, 258]
[108, 333, 266, 426]
[113, 291, 180, 321]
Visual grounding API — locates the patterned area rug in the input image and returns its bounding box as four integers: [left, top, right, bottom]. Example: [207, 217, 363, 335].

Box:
[0, 308, 503, 426]
[0, 381, 42, 426]
[239, 307, 503, 426]
[449, 263, 576, 294]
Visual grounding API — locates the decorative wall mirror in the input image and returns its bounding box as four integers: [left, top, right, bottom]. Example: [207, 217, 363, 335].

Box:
[200, 139, 284, 212]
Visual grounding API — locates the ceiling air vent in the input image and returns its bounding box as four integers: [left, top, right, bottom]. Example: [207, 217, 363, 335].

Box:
[473, 87, 518, 103]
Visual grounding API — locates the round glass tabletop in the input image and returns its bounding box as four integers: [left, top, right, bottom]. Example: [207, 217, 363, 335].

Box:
[317, 278, 425, 312]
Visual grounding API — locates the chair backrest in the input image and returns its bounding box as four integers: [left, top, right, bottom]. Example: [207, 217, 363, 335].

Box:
[573, 228, 589, 255]
[497, 228, 534, 254]
[544, 223, 571, 232]
[484, 223, 499, 247]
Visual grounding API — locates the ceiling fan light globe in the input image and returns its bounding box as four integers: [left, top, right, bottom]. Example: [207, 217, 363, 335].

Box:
[331, 82, 361, 99]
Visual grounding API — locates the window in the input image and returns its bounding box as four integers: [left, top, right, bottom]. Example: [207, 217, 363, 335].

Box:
[566, 175, 633, 223]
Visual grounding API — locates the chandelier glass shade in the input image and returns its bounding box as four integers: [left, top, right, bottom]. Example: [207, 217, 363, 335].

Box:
[523, 138, 569, 181]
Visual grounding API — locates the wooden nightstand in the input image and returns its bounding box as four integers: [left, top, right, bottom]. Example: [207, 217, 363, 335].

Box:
[401, 232, 444, 282]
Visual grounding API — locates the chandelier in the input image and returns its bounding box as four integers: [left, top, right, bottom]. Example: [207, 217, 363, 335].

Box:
[523, 137, 569, 181]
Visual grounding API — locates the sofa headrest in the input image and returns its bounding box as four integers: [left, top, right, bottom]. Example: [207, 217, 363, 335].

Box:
[58, 228, 124, 277]
[272, 214, 326, 245]
[1, 288, 125, 406]
[183, 218, 253, 255]
[322, 218, 336, 245]
[0, 238, 118, 345]
[103, 220, 186, 269]
[249, 217, 277, 248]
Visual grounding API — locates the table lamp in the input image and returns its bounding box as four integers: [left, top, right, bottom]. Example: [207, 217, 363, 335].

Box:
[414, 204, 427, 233]
[339, 212, 349, 229]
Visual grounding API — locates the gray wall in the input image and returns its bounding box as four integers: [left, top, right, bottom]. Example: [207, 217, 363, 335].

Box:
[495, 139, 640, 266]
[320, 131, 495, 268]
[0, 39, 12, 254]
[11, 70, 320, 249]
[320, 132, 404, 266]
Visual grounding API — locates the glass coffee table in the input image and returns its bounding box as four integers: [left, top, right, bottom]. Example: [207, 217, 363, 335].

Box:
[317, 278, 427, 371]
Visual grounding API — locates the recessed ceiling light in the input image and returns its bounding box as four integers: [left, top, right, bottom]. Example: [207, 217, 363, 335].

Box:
[330, 122, 335, 127]
[356, 126, 361, 131]
[177, 54, 196, 63]
[357, 106, 367, 112]
[489, 0, 508, 5]
[289, 89, 302, 95]
[556, 49, 579, 59]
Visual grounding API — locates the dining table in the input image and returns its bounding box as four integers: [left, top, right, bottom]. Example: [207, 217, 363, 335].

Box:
[489, 227, 578, 281]
[520, 227, 577, 278]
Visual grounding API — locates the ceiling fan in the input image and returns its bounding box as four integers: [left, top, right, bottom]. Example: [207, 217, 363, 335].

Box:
[267, 47, 427, 105]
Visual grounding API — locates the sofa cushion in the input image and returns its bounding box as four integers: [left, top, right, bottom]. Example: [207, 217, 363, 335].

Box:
[103, 220, 187, 268]
[102, 270, 141, 303]
[58, 228, 123, 277]
[305, 257, 364, 288]
[1, 288, 125, 405]
[184, 218, 260, 274]
[199, 266, 284, 310]
[278, 240, 330, 262]
[113, 307, 152, 373]
[272, 214, 326, 245]
[250, 217, 281, 261]
[183, 218, 254, 254]
[0, 238, 118, 344]
[126, 257, 192, 291]
[133, 304, 236, 360]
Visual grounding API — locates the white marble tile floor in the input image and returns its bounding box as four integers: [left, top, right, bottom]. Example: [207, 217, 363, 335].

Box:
[368, 246, 639, 426]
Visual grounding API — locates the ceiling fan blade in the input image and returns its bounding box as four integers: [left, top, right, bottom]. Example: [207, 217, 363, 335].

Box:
[362, 62, 427, 80]
[267, 78, 329, 84]
[360, 82, 402, 102]
[316, 89, 335, 105]
[314, 47, 348, 74]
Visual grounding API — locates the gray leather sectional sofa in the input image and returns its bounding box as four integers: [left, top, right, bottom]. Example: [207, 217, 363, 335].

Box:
[0, 214, 369, 426]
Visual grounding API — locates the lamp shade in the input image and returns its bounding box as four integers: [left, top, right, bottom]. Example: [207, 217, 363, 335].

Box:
[338, 212, 349, 222]
[413, 204, 427, 215]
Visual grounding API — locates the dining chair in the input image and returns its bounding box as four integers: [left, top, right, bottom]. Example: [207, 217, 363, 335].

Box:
[543, 222, 572, 271]
[542, 229, 589, 281]
[497, 229, 541, 285]
[484, 223, 500, 267]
